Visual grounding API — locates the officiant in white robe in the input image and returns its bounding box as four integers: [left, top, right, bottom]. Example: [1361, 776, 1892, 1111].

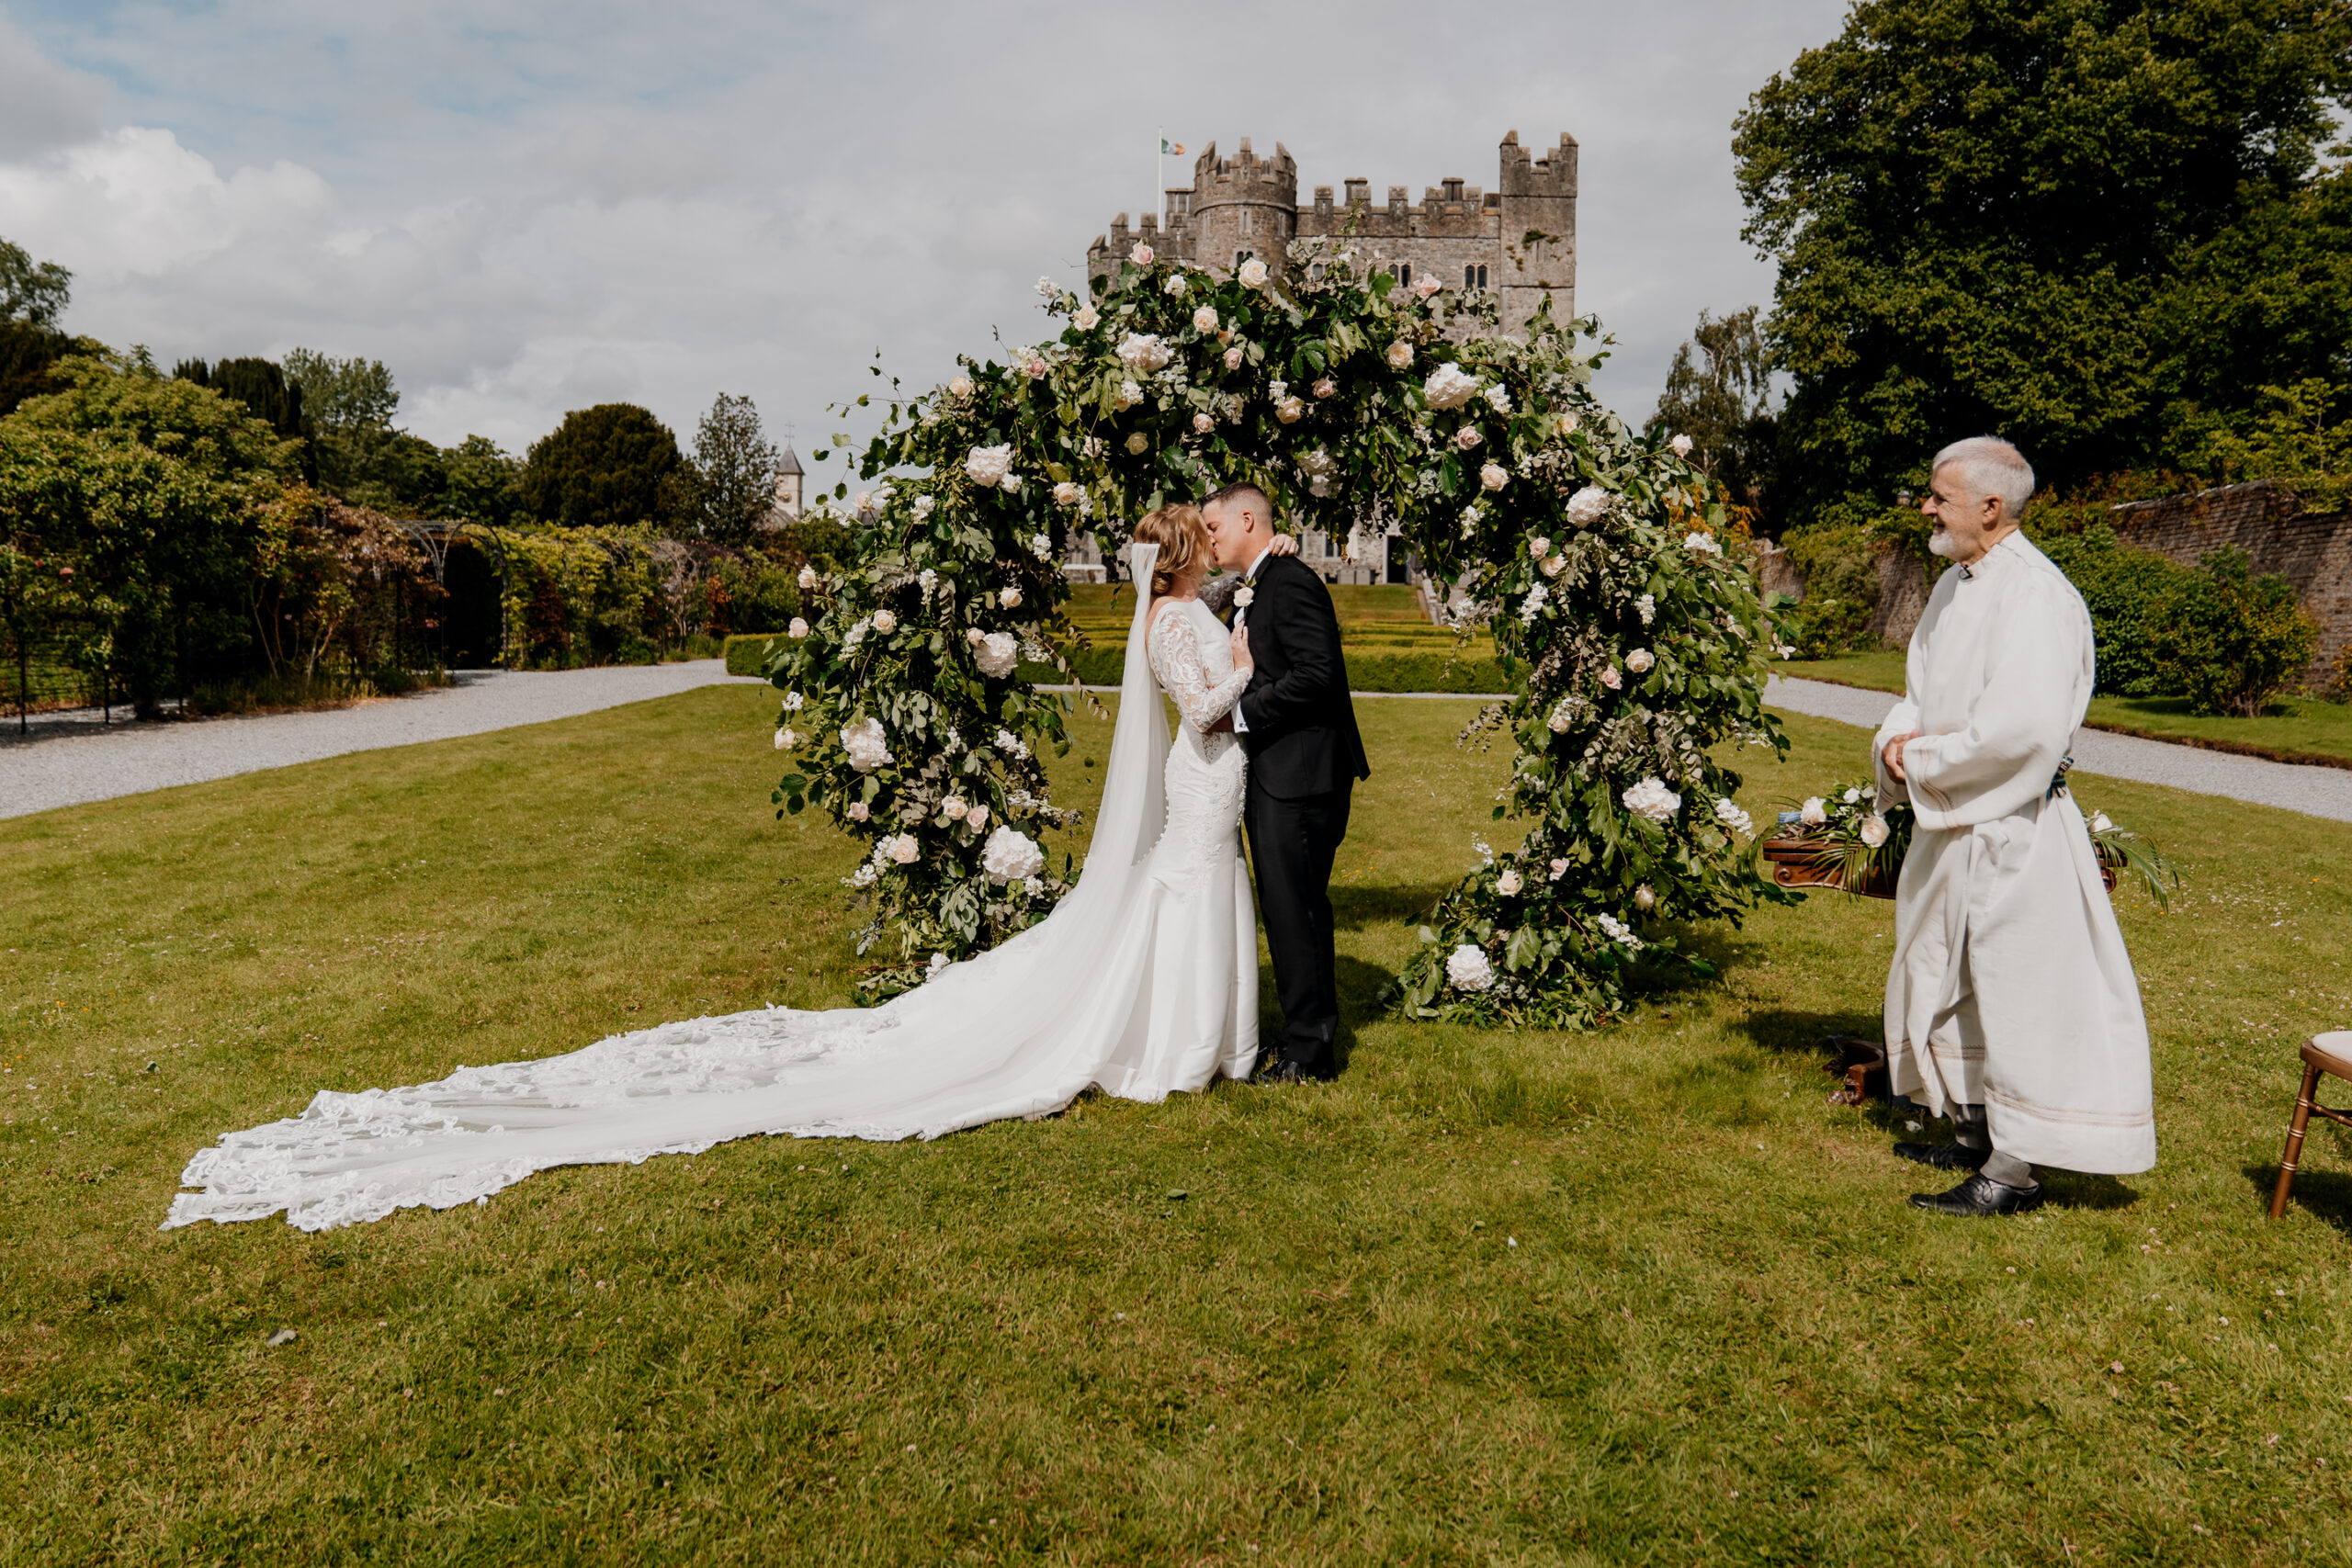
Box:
[1872, 437, 2156, 1216]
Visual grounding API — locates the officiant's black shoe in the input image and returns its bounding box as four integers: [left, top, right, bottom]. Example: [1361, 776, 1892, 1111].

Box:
[1893, 1139, 1990, 1171]
[1909, 1173, 2045, 1217]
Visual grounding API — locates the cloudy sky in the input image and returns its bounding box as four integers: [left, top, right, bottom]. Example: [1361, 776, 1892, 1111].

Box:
[0, 0, 1849, 493]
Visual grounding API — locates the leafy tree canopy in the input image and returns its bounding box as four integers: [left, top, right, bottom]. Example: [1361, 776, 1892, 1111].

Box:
[282, 348, 399, 436]
[690, 391, 780, 545]
[0, 237, 71, 331]
[440, 434, 526, 525]
[1736, 0, 2352, 523]
[522, 402, 684, 529]
[1648, 306, 1781, 529]
[172, 357, 310, 441]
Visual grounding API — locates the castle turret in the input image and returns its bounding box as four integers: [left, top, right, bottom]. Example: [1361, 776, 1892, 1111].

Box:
[1497, 130, 1577, 333]
[1187, 139, 1298, 279]
[772, 442, 804, 519]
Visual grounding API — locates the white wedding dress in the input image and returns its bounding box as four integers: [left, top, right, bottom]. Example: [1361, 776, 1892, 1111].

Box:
[164, 546, 1260, 1231]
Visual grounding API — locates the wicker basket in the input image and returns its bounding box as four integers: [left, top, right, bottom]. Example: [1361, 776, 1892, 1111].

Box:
[1763, 835, 2119, 901]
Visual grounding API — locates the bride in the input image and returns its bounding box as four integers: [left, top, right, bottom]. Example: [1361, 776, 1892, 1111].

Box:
[166, 513, 1272, 1231]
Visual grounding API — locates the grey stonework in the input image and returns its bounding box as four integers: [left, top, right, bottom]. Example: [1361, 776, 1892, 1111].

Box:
[1088, 130, 1577, 337]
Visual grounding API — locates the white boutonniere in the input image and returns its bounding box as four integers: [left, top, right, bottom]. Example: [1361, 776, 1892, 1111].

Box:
[1233, 586, 1255, 608]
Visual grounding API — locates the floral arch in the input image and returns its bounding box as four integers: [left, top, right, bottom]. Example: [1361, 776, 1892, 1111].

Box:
[763, 243, 1789, 1025]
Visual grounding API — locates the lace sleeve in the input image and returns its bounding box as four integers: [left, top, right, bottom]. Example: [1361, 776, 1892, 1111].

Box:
[1148, 604, 1250, 733]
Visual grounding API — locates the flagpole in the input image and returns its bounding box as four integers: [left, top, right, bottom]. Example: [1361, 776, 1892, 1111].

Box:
[1156, 125, 1162, 235]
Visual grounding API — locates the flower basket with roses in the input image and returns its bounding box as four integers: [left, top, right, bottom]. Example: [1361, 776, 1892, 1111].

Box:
[769, 243, 1792, 1020]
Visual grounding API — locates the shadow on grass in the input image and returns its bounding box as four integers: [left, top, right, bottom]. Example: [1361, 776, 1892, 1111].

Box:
[1331, 881, 1451, 932]
[2244, 1157, 2352, 1237]
[2039, 1171, 2141, 1212]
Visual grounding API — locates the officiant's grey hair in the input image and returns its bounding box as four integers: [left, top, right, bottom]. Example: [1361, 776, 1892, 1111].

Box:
[1932, 436, 2035, 520]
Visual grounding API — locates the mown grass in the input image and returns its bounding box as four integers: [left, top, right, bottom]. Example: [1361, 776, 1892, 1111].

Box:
[1784, 649, 2352, 767]
[3, 687, 2349, 1564]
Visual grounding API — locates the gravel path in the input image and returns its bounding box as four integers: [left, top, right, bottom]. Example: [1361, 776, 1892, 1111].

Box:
[1766, 675, 2352, 823]
[1, 662, 760, 820]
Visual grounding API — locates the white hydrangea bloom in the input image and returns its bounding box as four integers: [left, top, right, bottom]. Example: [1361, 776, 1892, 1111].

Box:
[974, 632, 1019, 679]
[1713, 798, 1753, 838]
[1622, 777, 1681, 823]
[841, 717, 891, 773]
[1114, 379, 1144, 410]
[1035, 275, 1057, 298]
[1518, 584, 1549, 625]
[1423, 363, 1480, 411]
[1636, 592, 1657, 626]
[1031, 533, 1055, 559]
[982, 825, 1046, 883]
[783, 690, 805, 711]
[993, 727, 1029, 760]
[1801, 796, 1827, 825]
[1484, 384, 1513, 414]
[1445, 943, 1495, 992]
[1566, 486, 1611, 526]
[912, 494, 935, 518]
[1596, 913, 1645, 952]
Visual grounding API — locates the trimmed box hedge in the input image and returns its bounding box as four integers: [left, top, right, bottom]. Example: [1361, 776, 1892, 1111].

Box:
[728, 633, 1509, 694]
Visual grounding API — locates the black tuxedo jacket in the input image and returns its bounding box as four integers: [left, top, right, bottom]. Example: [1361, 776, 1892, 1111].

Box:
[1226, 554, 1370, 800]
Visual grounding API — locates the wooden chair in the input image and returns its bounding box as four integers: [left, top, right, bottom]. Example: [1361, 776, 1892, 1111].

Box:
[2269, 1032, 2352, 1219]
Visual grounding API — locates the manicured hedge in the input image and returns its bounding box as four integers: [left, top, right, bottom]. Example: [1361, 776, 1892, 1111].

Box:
[729, 633, 1509, 693]
[725, 633, 785, 677]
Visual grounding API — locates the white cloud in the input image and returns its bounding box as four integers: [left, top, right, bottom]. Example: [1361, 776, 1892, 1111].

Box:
[0, 0, 1849, 472]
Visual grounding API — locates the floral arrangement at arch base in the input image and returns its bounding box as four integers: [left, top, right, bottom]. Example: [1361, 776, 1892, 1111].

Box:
[766, 241, 1794, 1018]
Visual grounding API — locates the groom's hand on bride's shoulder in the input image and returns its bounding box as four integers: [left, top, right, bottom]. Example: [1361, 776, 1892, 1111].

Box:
[1267, 533, 1298, 558]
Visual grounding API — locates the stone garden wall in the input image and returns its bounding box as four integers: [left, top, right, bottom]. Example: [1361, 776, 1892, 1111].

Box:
[2109, 480, 2352, 689]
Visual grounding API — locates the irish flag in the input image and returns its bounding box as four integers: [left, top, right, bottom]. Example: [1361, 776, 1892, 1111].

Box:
[1161, 138, 1185, 155]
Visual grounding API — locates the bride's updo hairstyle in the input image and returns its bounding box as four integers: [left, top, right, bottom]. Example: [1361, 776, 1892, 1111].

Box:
[1133, 503, 1209, 598]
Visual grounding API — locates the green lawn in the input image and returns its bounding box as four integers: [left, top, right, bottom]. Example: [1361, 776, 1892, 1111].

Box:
[1784, 649, 2352, 767]
[4, 687, 2349, 1562]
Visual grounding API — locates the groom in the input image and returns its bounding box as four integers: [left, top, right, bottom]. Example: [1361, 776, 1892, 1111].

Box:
[1201, 481, 1370, 1083]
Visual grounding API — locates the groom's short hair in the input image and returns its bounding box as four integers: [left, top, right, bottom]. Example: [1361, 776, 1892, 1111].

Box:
[1203, 480, 1272, 525]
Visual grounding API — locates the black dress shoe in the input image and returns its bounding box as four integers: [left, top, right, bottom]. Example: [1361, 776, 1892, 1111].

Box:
[1894, 1139, 1990, 1171]
[1257, 1060, 1312, 1085]
[1909, 1173, 2045, 1217]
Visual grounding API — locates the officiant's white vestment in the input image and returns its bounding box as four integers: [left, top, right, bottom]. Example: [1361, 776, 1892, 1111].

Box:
[1872, 532, 2155, 1175]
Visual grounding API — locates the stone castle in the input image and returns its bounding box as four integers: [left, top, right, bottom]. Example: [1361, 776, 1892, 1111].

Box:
[1087, 130, 1578, 337]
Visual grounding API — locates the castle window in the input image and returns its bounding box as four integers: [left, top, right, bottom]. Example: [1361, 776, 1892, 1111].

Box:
[1240, 208, 1254, 234]
[1394, 263, 1411, 286]
[1236, 249, 1254, 270]
[1464, 264, 1488, 289]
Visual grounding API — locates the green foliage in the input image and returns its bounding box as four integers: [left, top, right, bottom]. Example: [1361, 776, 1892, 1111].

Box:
[2194, 377, 2352, 508]
[2151, 546, 2319, 716]
[0, 354, 300, 711]
[0, 321, 88, 419]
[1774, 521, 1880, 657]
[2034, 524, 2204, 696]
[689, 392, 780, 545]
[171, 356, 309, 440]
[770, 249, 1787, 1021]
[0, 235, 71, 330]
[523, 403, 686, 530]
[1736, 0, 2352, 516]
[279, 348, 448, 512]
[1647, 305, 1780, 526]
[282, 347, 399, 435]
[438, 434, 526, 525]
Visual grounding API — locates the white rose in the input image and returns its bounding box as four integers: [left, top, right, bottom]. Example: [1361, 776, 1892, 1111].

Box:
[783, 690, 805, 710]
[1192, 412, 1215, 434]
[1670, 433, 1694, 457]
[1053, 480, 1082, 507]
[1566, 486, 1611, 526]
[1032, 533, 1055, 559]
[1684, 532, 1722, 556]
[948, 376, 973, 398]
[1000, 472, 1022, 494]
[1843, 787, 1861, 805]
[1130, 243, 1154, 265]
[773, 728, 797, 750]
[940, 795, 968, 821]
[1413, 273, 1442, 299]
[1223, 345, 1244, 370]
[1163, 274, 1188, 297]
[1445, 944, 1495, 993]
[1600, 667, 1623, 691]
[912, 494, 935, 518]
[1860, 814, 1892, 848]
[1621, 777, 1682, 823]
[845, 800, 869, 822]
[1023, 355, 1049, 380]
[1232, 586, 1255, 608]
[1453, 426, 1484, 451]
[1497, 869, 1523, 897]
[797, 566, 819, 591]
[1480, 462, 1509, 491]
[1713, 798, 1753, 838]
[1484, 384, 1513, 414]
[1549, 858, 1569, 880]
[1386, 340, 1414, 370]
[1528, 536, 1552, 559]
[1557, 411, 1580, 437]
[1275, 397, 1305, 423]
[888, 834, 920, 865]
[1313, 378, 1337, 400]
[967, 804, 989, 830]
[1423, 363, 1479, 410]
[1625, 649, 1655, 673]
[1800, 796, 1827, 826]
[1634, 884, 1656, 911]
[841, 717, 891, 773]
[1238, 257, 1270, 288]
[2090, 812, 2113, 833]
[1193, 305, 1219, 333]
[1035, 275, 1057, 299]
[853, 491, 872, 513]
[974, 631, 1019, 679]
[1547, 701, 1573, 734]
[1074, 304, 1100, 330]
[1114, 333, 1171, 375]
[1114, 379, 1144, 410]
[1000, 586, 1022, 609]
[965, 445, 1012, 486]
[982, 825, 1046, 883]
[871, 610, 897, 634]
[1542, 555, 1566, 579]
[787, 617, 809, 639]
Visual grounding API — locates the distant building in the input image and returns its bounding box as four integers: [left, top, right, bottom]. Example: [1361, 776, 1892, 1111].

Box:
[772, 443, 804, 519]
[1087, 130, 1578, 336]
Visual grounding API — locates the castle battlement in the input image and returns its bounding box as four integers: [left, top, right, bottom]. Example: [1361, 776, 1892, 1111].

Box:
[1086, 129, 1577, 334]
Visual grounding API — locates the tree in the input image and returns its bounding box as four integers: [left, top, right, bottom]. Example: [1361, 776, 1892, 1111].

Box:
[439, 434, 525, 525]
[521, 403, 684, 529]
[0, 237, 71, 330]
[1648, 306, 1781, 528]
[280, 347, 444, 512]
[281, 348, 398, 434]
[1735, 0, 2352, 523]
[690, 391, 780, 544]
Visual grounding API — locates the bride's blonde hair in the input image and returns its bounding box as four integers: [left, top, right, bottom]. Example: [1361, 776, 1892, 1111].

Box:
[1133, 503, 1209, 598]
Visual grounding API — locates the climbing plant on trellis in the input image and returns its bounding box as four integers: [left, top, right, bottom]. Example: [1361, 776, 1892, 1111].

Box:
[763, 242, 1789, 1022]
